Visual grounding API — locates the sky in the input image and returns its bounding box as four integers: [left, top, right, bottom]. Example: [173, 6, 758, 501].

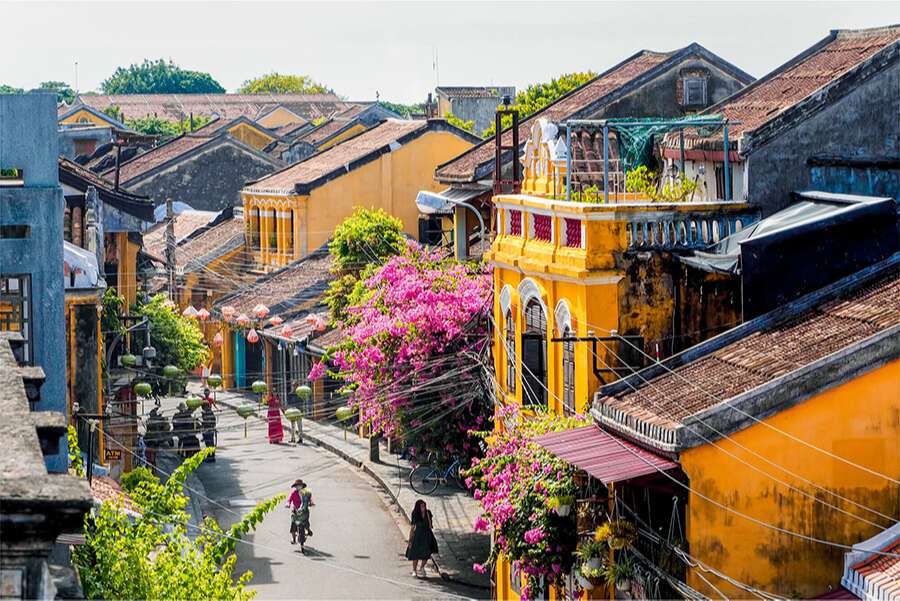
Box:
[2, 1, 898, 104]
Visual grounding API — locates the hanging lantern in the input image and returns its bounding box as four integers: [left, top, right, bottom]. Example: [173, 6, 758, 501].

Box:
[236, 403, 255, 437]
[133, 381, 152, 397]
[212, 331, 224, 346]
[120, 353, 137, 367]
[281, 323, 294, 338]
[335, 405, 353, 422]
[246, 328, 259, 344]
[162, 365, 180, 378]
[236, 313, 251, 327]
[207, 374, 222, 389]
[251, 380, 268, 395]
[253, 303, 270, 319]
[196, 308, 210, 321]
[186, 395, 204, 410]
[284, 407, 303, 422]
[222, 305, 236, 322]
[182, 305, 198, 318]
[305, 313, 327, 332]
[268, 315, 284, 327]
[295, 385, 312, 400]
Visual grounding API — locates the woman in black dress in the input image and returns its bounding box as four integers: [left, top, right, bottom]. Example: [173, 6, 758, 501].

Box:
[406, 499, 437, 578]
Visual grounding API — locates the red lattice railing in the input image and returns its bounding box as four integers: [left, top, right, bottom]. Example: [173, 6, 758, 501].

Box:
[509, 210, 522, 236]
[533, 215, 552, 241]
[564, 218, 582, 248]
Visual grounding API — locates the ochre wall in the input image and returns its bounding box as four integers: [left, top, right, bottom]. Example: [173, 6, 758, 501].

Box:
[317, 123, 367, 151]
[117, 233, 139, 308]
[59, 108, 113, 127]
[256, 107, 305, 129]
[680, 359, 900, 598]
[228, 122, 275, 150]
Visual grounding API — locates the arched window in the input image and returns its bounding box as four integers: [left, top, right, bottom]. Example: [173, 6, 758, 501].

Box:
[562, 328, 576, 415]
[505, 310, 516, 393]
[521, 299, 547, 408]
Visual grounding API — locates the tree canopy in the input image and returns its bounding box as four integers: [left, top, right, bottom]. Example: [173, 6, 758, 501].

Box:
[101, 59, 225, 94]
[379, 100, 424, 118]
[238, 73, 332, 95]
[482, 71, 596, 137]
[445, 112, 476, 135]
[34, 80, 75, 104]
[0, 84, 24, 94]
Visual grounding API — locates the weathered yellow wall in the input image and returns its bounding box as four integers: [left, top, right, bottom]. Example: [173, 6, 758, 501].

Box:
[680, 359, 900, 597]
[117, 233, 139, 308]
[256, 107, 305, 129]
[60, 108, 113, 127]
[228, 122, 275, 150]
[317, 123, 367, 151]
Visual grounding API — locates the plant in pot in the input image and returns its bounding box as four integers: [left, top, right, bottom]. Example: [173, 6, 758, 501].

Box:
[547, 494, 575, 517]
[595, 519, 636, 550]
[603, 555, 636, 592]
[576, 539, 607, 572]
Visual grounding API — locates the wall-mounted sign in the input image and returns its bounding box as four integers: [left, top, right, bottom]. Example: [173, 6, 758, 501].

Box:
[105, 448, 122, 461]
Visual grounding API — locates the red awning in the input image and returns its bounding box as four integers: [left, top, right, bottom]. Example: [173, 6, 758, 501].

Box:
[533, 426, 678, 485]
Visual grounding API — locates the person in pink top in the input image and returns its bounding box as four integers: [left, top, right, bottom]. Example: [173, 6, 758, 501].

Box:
[286, 479, 314, 549]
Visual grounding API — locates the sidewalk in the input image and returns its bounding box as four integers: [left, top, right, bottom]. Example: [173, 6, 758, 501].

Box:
[203, 386, 490, 589]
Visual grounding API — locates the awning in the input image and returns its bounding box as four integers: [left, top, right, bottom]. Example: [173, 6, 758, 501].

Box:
[533, 425, 678, 485]
[415, 186, 487, 215]
[64, 241, 103, 289]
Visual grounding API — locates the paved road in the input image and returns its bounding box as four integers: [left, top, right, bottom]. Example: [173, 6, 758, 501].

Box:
[190, 403, 482, 600]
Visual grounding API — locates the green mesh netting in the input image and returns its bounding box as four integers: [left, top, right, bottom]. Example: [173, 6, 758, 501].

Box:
[609, 115, 723, 172]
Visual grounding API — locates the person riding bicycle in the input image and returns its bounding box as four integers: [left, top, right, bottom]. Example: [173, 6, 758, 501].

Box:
[286, 479, 314, 549]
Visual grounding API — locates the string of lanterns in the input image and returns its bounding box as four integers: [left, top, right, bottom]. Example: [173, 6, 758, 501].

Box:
[178, 301, 328, 349]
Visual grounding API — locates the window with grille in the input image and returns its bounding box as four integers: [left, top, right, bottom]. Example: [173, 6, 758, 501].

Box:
[521, 300, 547, 408]
[508, 210, 522, 236]
[532, 214, 552, 242]
[563, 218, 582, 248]
[683, 78, 707, 107]
[505, 310, 516, 394]
[0, 275, 31, 363]
[714, 163, 725, 200]
[562, 337, 575, 414]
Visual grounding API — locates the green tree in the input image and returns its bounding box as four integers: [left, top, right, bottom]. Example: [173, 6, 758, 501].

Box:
[101, 59, 224, 94]
[124, 114, 212, 137]
[0, 84, 24, 94]
[136, 294, 210, 377]
[102, 104, 122, 123]
[445, 111, 476, 135]
[324, 208, 405, 322]
[238, 72, 332, 94]
[33, 80, 75, 104]
[482, 71, 596, 137]
[379, 100, 424, 118]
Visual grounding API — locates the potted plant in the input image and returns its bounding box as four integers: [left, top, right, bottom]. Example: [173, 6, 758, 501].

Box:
[576, 539, 606, 571]
[547, 494, 575, 517]
[603, 556, 635, 592]
[595, 519, 636, 550]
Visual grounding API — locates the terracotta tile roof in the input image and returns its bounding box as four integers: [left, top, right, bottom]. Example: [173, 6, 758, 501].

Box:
[436, 86, 508, 99]
[142, 210, 218, 260]
[71, 94, 351, 122]
[684, 26, 900, 148]
[176, 216, 246, 273]
[90, 476, 140, 515]
[215, 246, 334, 315]
[245, 119, 428, 194]
[435, 51, 672, 182]
[300, 117, 370, 146]
[58, 156, 154, 221]
[598, 270, 900, 430]
[308, 324, 344, 350]
[113, 135, 211, 183]
[847, 539, 900, 599]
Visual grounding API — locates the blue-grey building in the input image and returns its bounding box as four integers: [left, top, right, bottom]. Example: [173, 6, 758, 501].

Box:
[0, 93, 68, 472]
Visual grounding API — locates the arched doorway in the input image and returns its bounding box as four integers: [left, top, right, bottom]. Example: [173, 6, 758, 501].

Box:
[521, 299, 547, 408]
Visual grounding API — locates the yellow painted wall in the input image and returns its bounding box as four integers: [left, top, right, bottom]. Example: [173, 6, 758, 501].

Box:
[228, 122, 275, 150]
[680, 360, 900, 598]
[317, 123, 367, 151]
[117, 233, 139, 309]
[60, 108, 114, 127]
[257, 107, 305, 129]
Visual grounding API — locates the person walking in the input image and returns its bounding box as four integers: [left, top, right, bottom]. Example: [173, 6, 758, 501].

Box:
[172, 402, 192, 458]
[266, 393, 284, 444]
[286, 479, 314, 551]
[201, 401, 217, 462]
[406, 499, 437, 578]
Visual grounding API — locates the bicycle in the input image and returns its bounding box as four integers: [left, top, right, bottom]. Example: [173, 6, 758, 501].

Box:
[409, 457, 466, 495]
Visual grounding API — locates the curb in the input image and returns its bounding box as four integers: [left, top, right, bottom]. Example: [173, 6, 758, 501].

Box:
[215, 395, 489, 590]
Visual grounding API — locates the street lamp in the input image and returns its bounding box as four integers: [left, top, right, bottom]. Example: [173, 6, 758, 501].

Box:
[415, 191, 485, 261]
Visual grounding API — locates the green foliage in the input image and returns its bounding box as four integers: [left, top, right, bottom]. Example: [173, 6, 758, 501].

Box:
[238, 72, 332, 95]
[101, 288, 125, 339]
[482, 71, 596, 138]
[445, 111, 476, 135]
[136, 294, 210, 380]
[67, 426, 85, 478]
[0, 84, 24, 94]
[124, 114, 212, 137]
[379, 100, 424, 118]
[33, 80, 75, 104]
[324, 265, 375, 324]
[102, 104, 122, 123]
[101, 59, 224, 94]
[119, 467, 159, 494]
[74, 446, 278, 600]
[625, 165, 698, 202]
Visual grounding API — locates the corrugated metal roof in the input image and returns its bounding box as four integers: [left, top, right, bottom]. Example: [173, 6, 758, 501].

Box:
[533, 425, 678, 484]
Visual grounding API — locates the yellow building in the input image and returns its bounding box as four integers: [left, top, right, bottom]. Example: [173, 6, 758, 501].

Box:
[241, 119, 479, 269]
[593, 258, 900, 597]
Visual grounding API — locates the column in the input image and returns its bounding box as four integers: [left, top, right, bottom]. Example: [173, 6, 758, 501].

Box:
[260, 205, 270, 266]
[292, 207, 302, 259]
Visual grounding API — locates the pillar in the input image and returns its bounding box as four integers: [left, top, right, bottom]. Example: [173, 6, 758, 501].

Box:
[221, 325, 234, 390]
[453, 204, 468, 261]
[292, 207, 302, 259]
[260, 206, 270, 265]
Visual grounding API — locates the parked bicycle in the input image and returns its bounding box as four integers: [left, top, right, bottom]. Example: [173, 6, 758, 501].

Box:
[409, 456, 466, 495]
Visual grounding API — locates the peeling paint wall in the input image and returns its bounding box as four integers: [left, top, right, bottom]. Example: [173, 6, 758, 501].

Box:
[679, 360, 900, 598]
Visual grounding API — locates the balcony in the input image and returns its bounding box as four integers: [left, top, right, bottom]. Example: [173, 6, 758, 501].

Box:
[487, 117, 757, 278]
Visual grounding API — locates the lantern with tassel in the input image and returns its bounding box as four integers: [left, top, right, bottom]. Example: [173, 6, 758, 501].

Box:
[281, 323, 294, 338]
[247, 328, 259, 344]
[253, 303, 269, 319]
[197, 308, 210, 321]
[268, 315, 284, 327]
[236, 313, 251, 327]
[182, 305, 198, 318]
[221, 305, 236, 322]
[212, 331, 224, 347]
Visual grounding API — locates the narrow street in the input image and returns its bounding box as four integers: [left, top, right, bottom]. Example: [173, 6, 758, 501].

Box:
[180, 399, 480, 600]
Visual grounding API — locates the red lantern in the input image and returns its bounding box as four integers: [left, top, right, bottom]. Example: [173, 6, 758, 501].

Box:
[197, 308, 210, 321]
[268, 315, 284, 327]
[236, 313, 251, 327]
[222, 305, 236, 322]
[253, 303, 269, 319]
[247, 328, 259, 344]
[213, 331, 224, 346]
[182, 305, 198, 318]
[281, 323, 294, 338]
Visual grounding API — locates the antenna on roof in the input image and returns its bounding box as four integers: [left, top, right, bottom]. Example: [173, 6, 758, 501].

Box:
[433, 47, 440, 88]
[74, 61, 79, 96]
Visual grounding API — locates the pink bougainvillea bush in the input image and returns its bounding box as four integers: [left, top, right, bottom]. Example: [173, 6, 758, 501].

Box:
[466, 407, 589, 600]
[309, 242, 492, 463]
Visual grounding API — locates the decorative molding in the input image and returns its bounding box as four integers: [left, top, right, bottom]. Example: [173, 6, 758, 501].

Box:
[517, 278, 548, 316]
[554, 299, 573, 336]
[491, 259, 624, 286]
[499, 285, 513, 316]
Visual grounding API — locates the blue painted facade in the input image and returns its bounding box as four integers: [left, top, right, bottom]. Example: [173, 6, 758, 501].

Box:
[0, 94, 67, 472]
